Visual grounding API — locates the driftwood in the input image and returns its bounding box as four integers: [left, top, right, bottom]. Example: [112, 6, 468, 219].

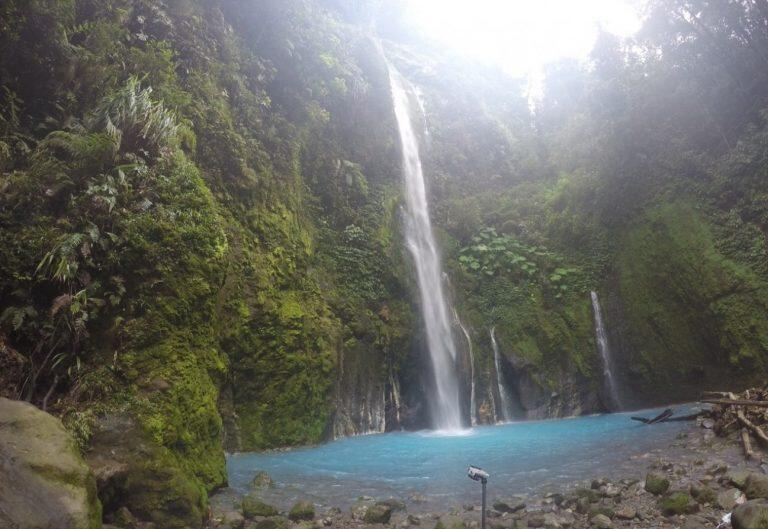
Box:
[631, 408, 674, 424]
[700, 399, 768, 408]
[699, 387, 768, 461]
[741, 428, 756, 460]
[737, 409, 768, 447]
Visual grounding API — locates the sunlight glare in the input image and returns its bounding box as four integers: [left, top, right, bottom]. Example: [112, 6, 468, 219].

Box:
[404, 0, 643, 77]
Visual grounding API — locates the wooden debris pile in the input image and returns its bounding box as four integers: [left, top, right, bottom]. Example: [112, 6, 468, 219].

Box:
[700, 389, 768, 460]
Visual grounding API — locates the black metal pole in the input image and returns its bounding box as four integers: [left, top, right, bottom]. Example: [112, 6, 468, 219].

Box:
[481, 478, 487, 529]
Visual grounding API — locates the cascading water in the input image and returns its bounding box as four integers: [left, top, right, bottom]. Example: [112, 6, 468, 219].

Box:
[490, 327, 513, 422]
[387, 61, 463, 431]
[453, 308, 477, 425]
[590, 291, 622, 409]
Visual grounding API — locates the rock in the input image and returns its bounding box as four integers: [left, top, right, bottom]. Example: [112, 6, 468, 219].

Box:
[526, 514, 545, 528]
[589, 514, 612, 529]
[728, 470, 753, 489]
[659, 492, 699, 515]
[591, 478, 607, 490]
[289, 501, 316, 521]
[408, 514, 422, 526]
[701, 419, 715, 429]
[85, 413, 209, 529]
[575, 497, 591, 515]
[254, 516, 290, 529]
[493, 499, 526, 513]
[242, 496, 279, 518]
[364, 504, 393, 524]
[378, 499, 407, 512]
[410, 493, 427, 504]
[707, 461, 728, 475]
[251, 471, 275, 489]
[745, 472, 768, 499]
[690, 483, 716, 505]
[574, 488, 600, 503]
[718, 487, 745, 511]
[682, 515, 710, 529]
[587, 506, 614, 520]
[0, 397, 102, 529]
[644, 473, 670, 495]
[600, 485, 620, 498]
[614, 506, 636, 520]
[351, 500, 374, 521]
[732, 499, 768, 529]
[542, 512, 565, 528]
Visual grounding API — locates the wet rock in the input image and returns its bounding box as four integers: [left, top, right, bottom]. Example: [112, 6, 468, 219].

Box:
[378, 499, 407, 512]
[410, 494, 428, 504]
[0, 397, 102, 529]
[526, 513, 545, 528]
[364, 504, 393, 524]
[745, 472, 768, 499]
[689, 483, 716, 505]
[600, 485, 620, 499]
[732, 499, 768, 529]
[575, 497, 592, 515]
[682, 514, 710, 529]
[494, 499, 527, 513]
[408, 514, 422, 526]
[718, 488, 745, 511]
[701, 419, 715, 429]
[251, 471, 275, 489]
[242, 497, 279, 518]
[589, 514, 612, 529]
[289, 501, 315, 521]
[707, 461, 728, 475]
[542, 512, 568, 528]
[659, 491, 699, 515]
[591, 479, 607, 490]
[614, 506, 636, 520]
[574, 489, 600, 503]
[254, 516, 290, 529]
[587, 506, 614, 520]
[728, 470, 753, 489]
[644, 473, 670, 495]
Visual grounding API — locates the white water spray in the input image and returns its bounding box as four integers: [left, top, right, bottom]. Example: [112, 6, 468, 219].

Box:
[453, 309, 477, 425]
[490, 327, 513, 422]
[590, 291, 622, 409]
[387, 62, 463, 431]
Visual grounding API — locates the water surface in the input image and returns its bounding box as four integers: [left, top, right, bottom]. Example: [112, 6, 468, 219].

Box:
[228, 407, 698, 511]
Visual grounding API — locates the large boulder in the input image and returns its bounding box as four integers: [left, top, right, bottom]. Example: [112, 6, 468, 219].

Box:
[0, 397, 102, 529]
[732, 499, 768, 529]
[644, 473, 670, 495]
[86, 413, 211, 529]
[745, 473, 768, 500]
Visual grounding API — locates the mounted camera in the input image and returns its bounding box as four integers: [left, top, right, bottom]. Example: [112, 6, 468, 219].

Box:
[467, 465, 489, 482]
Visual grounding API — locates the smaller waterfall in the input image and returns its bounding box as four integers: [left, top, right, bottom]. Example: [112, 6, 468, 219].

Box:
[453, 309, 477, 425]
[490, 327, 513, 422]
[590, 291, 622, 409]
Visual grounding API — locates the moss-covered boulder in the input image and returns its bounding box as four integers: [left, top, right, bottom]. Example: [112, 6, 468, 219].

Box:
[86, 413, 217, 529]
[0, 398, 101, 529]
[242, 496, 279, 518]
[745, 473, 768, 499]
[733, 499, 768, 529]
[289, 500, 315, 521]
[690, 483, 717, 505]
[364, 503, 393, 524]
[644, 473, 670, 495]
[659, 492, 699, 515]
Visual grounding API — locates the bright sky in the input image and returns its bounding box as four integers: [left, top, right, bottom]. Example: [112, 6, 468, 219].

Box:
[404, 0, 644, 78]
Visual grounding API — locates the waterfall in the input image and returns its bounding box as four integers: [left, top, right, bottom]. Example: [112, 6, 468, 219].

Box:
[490, 327, 513, 422]
[453, 308, 477, 426]
[387, 61, 463, 431]
[590, 291, 622, 409]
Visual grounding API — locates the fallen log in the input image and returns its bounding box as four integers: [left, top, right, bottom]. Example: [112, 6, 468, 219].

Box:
[741, 428, 756, 460]
[700, 399, 768, 408]
[631, 408, 674, 424]
[737, 409, 768, 447]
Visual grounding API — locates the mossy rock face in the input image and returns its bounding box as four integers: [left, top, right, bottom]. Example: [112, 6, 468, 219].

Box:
[659, 492, 698, 515]
[85, 413, 212, 529]
[0, 398, 102, 529]
[242, 496, 279, 518]
[289, 500, 316, 521]
[644, 473, 670, 495]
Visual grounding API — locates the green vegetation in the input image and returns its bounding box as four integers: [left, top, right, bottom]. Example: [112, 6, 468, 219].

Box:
[1, 0, 768, 526]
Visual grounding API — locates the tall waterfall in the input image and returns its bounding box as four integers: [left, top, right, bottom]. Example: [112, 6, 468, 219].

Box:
[490, 327, 513, 422]
[453, 309, 477, 426]
[387, 62, 463, 431]
[590, 291, 622, 409]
